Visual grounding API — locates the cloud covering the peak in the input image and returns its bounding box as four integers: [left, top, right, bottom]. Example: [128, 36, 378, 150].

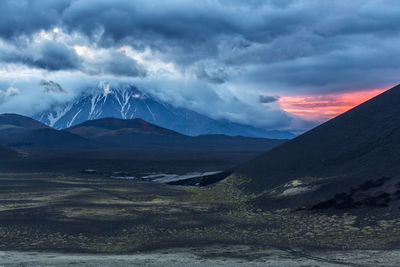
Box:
[0, 0, 399, 132]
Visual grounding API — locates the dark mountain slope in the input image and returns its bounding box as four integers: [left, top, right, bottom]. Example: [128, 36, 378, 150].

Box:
[0, 113, 49, 136]
[1, 116, 287, 175]
[0, 114, 286, 152]
[0, 145, 19, 171]
[0, 128, 93, 150]
[233, 84, 400, 209]
[191, 134, 285, 152]
[64, 117, 287, 151]
[0, 145, 17, 160]
[65, 117, 182, 138]
[0, 115, 93, 149]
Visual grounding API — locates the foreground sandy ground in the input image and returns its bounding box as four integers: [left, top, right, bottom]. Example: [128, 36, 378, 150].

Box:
[1, 245, 400, 266]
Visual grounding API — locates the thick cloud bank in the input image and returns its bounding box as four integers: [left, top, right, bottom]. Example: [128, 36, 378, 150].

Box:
[0, 0, 399, 132]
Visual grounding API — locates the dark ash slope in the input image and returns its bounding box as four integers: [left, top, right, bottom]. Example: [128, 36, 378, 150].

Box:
[234, 84, 400, 209]
[0, 113, 49, 136]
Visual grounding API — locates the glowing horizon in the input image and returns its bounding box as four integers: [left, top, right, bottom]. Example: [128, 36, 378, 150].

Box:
[279, 88, 387, 121]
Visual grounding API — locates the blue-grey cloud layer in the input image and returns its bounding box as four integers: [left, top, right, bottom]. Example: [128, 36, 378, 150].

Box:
[0, 0, 400, 131]
[1, 0, 399, 91]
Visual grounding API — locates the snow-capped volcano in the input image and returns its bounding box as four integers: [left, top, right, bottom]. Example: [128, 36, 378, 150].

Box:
[33, 84, 294, 139]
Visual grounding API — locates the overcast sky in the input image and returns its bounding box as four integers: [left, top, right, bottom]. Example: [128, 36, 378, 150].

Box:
[0, 0, 399, 132]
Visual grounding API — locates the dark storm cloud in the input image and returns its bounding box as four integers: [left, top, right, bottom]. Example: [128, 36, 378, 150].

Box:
[61, 1, 235, 44]
[0, 0, 69, 39]
[259, 95, 280, 104]
[195, 65, 227, 84]
[31, 41, 80, 71]
[1, 0, 400, 132]
[1, 0, 400, 91]
[0, 40, 80, 71]
[39, 80, 69, 94]
[0, 39, 144, 77]
[82, 51, 146, 77]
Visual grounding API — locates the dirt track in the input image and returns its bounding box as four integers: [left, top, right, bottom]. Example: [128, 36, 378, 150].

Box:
[1, 245, 400, 267]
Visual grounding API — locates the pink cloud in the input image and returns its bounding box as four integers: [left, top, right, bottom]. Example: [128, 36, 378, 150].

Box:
[279, 88, 387, 121]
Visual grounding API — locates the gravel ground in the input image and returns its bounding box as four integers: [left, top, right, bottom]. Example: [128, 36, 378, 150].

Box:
[1, 246, 400, 267]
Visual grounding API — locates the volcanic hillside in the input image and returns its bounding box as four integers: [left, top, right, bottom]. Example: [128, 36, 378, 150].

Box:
[0, 113, 49, 136]
[233, 84, 400, 210]
[65, 117, 182, 138]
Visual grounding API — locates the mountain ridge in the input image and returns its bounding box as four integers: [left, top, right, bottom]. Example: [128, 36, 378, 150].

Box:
[0, 114, 287, 152]
[65, 117, 183, 138]
[231, 84, 400, 210]
[33, 84, 294, 139]
[0, 113, 49, 136]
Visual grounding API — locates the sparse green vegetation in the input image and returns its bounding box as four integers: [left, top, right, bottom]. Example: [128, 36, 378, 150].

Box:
[0, 173, 399, 253]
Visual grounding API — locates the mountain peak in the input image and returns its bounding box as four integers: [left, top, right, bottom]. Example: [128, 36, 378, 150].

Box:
[98, 81, 113, 97]
[91, 82, 146, 99]
[33, 84, 294, 139]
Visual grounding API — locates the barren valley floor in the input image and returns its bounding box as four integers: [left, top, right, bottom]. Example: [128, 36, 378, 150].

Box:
[2, 246, 400, 266]
[0, 173, 399, 266]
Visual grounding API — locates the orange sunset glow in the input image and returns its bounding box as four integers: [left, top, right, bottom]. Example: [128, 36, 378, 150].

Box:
[279, 89, 387, 120]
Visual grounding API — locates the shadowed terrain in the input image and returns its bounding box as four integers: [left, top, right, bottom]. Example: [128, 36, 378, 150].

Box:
[1, 86, 400, 261]
[0, 113, 49, 136]
[231, 84, 400, 210]
[0, 173, 399, 255]
[0, 145, 17, 163]
[0, 115, 286, 177]
[0, 115, 286, 152]
[65, 117, 183, 138]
